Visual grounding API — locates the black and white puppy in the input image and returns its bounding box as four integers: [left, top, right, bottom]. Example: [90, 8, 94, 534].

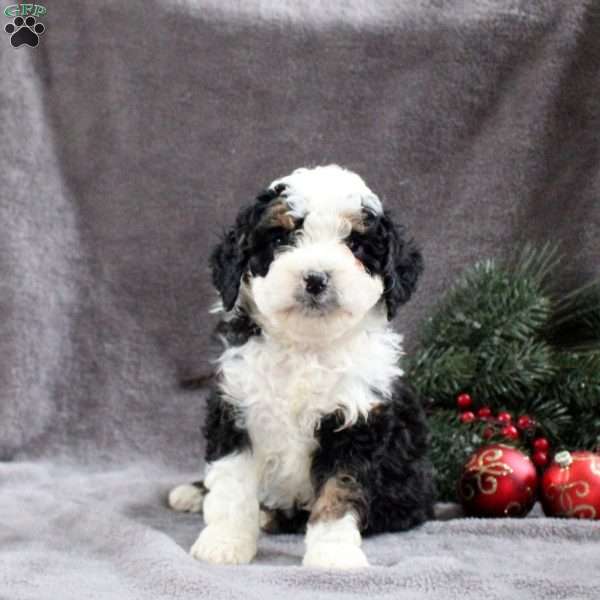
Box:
[169, 165, 434, 568]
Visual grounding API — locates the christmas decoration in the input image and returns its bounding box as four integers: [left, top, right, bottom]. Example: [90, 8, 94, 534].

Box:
[501, 425, 519, 440]
[459, 444, 538, 517]
[457, 393, 473, 410]
[540, 450, 600, 519]
[517, 415, 534, 430]
[483, 426, 495, 440]
[532, 450, 548, 467]
[533, 437, 550, 453]
[460, 411, 476, 424]
[497, 412, 512, 424]
[405, 244, 600, 501]
[478, 406, 492, 419]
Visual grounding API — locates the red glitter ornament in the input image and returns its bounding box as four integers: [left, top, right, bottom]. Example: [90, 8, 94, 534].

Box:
[540, 451, 600, 519]
[457, 393, 473, 410]
[458, 444, 538, 517]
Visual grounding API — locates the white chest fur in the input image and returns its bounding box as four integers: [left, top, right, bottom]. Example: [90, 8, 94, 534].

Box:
[216, 323, 403, 510]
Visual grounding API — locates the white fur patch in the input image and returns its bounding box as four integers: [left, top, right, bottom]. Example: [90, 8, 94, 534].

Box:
[270, 165, 382, 217]
[168, 484, 204, 513]
[217, 324, 403, 511]
[303, 513, 369, 569]
[190, 451, 260, 565]
[249, 234, 384, 344]
[190, 523, 258, 565]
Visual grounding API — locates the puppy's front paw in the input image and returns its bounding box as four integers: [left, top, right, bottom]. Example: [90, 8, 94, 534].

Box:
[190, 525, 257, 565]
[303, 542, 369, 569]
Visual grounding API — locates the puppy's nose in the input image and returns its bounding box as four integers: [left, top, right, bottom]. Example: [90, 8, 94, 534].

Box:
[304, 271, 329, 296]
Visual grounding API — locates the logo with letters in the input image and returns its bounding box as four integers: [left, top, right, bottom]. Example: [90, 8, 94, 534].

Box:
[4, 4, 46, 47]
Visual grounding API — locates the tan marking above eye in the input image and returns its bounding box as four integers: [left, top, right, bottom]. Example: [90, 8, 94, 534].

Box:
[263, 201, 296, 230]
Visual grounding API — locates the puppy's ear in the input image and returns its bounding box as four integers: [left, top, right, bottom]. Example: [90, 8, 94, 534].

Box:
[210, 188, 281, 311]
[380, 212, 423, 320]
[210, 226, 246, 312]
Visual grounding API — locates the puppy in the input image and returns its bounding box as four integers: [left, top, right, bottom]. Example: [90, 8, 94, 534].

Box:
[169, 165, 435, 568]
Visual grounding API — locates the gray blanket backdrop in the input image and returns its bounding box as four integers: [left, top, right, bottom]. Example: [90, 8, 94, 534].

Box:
[1, 1, 599, 598]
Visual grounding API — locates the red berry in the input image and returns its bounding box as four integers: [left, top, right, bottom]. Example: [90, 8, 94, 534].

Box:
[517, 415, 533, 430]
[460, 411, 476, 424]
[497, 411, 512, 424]
[477, 407, 492, 419]
[457, 393, 473, 410]
[533, 437, 550, 452]
[532, 450, 548, 467]
[501, 424, 519, 440]
[482, 426, 495, 440]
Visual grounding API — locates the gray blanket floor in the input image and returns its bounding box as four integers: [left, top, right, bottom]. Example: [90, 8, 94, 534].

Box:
[1, 1, 600, 598]
[2, 462, 600, 599]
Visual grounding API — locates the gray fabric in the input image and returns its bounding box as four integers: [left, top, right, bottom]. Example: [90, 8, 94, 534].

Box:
[1, 0, 600, 598]
[3, 462, 600, 599]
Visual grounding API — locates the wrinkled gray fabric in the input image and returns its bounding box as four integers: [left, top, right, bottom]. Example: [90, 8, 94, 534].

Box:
[2, 462, 600, 599]
[1, 1, 599, 598]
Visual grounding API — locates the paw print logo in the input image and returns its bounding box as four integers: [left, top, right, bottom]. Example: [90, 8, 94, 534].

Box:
[5, 16, 45, 48]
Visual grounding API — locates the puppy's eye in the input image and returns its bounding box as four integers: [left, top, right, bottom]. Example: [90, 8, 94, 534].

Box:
[273, 234, 286, 247]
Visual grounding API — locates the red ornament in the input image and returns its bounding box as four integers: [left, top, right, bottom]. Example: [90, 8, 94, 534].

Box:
[532, 451, 548, 467]
[457, 393, 473, 410]
[458, 444, 538, 517]
[497, 411, 512, 424]
[460, 411, 476, 424]
[540, 451, 600, 519]
[501, 425, 519, 440]
[477, 407, 492, 420]
[517, 415, 534, 430]
[533, 437, 550, 453]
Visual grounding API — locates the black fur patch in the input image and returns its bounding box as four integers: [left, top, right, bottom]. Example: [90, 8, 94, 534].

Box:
[260, 506, 310, 534]
[203, 389, 251, 463]
[210, 187, 300, 311]
[310, 381, 435, 535]
[346, 209, 423, 320]
[214, 309, 261, 347]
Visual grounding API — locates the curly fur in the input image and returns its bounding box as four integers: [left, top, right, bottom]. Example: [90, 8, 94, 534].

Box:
[169, 165, 434, 568]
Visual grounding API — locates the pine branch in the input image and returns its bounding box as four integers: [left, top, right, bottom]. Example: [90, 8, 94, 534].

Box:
[404, 346, 476, 401]
[545, 280, 600, 351]
[472, 339, 555, 402]
[411, 243, 600, 499]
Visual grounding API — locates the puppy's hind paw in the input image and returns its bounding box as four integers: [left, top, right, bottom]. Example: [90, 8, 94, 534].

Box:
[168, 483, 205, 513]
[303, 542, 369, 569]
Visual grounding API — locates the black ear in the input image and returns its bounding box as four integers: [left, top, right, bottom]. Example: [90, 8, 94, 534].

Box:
[380, 212, 424, 320]
[209, 189, 280, 311]
[210, 226, 246, 312]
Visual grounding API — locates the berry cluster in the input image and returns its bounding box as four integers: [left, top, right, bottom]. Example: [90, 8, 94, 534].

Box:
[456, 393, 550, 467]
